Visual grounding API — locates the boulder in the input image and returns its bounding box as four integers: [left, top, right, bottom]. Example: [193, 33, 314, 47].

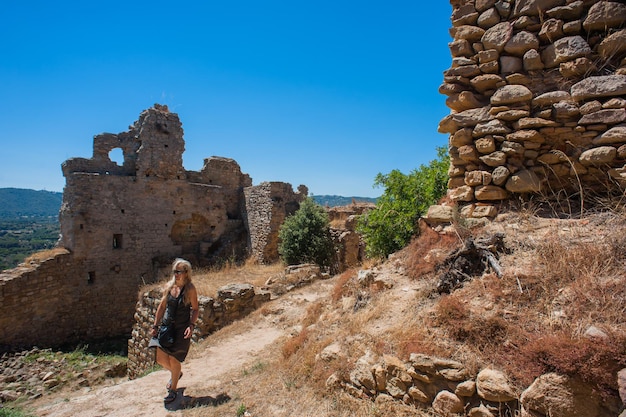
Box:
[476, 368, 517, 402]
[520, 373, 612, 417]
[504, 31, 539, 56]
[432, 391, 465, 415]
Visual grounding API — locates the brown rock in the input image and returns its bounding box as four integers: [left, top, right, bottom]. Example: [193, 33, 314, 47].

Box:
[512, 0, 564, 17]
[482, 22, 513, 52]
[598, 29, 626, 60]
[476, 368, 517, 402]
[583, 1, 626, 32]
[475, 185, 508, 200]
[571, 75, 626, 101]
[579, 146, 617, 166]
[541, 35, 591, 69]
[504, 31, 539, 56]
[432, 391, 465, 415]
[491, 85, 533, 105]
[578, 109, 626, 125]
[505, 169, 542, 193]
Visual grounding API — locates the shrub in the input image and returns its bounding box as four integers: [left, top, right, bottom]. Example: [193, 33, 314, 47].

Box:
[357, 146, 449, 258]
[278, 198, 335, 270]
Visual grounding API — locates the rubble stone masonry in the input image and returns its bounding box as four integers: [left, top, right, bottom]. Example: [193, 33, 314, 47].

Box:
[0, 105, 305, 350]
[440, 0, 626, 218]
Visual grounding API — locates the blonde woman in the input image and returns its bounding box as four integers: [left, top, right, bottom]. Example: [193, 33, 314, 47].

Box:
[149, 258, 199, 403]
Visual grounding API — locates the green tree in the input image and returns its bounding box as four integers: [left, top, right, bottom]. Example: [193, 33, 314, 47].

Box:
[278, 198, 335, 270]
[357, 146, 449, 259]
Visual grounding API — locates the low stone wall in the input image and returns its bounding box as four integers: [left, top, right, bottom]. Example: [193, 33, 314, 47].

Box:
[127, 283, 270, 379]
[341, 352, 620, 416]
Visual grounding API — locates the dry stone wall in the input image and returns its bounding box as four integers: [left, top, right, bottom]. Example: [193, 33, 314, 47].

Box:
[0, 105, 305, 351]
[439, 0, 626, 218]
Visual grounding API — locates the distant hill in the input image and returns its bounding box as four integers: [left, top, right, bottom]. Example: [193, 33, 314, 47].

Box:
[312, 195, 378, 207]
[0, 188, 375, 220]
[0, 188, 63, 219]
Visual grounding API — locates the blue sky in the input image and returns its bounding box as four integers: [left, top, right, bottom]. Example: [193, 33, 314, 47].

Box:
[1, 1, 452, 198]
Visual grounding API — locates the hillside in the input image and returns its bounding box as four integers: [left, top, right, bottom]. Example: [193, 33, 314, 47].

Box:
[0, 188, 62, 219]
[5, 208, 625, 416]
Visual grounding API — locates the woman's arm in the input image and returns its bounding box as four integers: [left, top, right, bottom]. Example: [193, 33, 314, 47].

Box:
[150, 297, 167, 337]
[184, 285, 200, 339]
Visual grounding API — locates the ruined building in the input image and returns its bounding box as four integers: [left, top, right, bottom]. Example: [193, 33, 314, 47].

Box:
[0, 105, 305, 350]
[436, 0, 626, 220]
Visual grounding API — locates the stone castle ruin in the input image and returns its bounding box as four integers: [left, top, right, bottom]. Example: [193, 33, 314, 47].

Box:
[437, 0, 626, 219]
[0, 104, 306, 350]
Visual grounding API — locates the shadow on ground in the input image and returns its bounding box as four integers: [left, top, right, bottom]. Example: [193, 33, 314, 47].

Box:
[164, 388, 231, 411]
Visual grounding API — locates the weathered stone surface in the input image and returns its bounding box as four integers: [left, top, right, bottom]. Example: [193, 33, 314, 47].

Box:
[450, 25, 486, 42]
[505, 169, 542, 193]
[504, 31, 539, 56]
[480, 151, 508, 167]
[520, 373, 612, 417]
[492, 165, 510, 185]
[619, 368, 626, 406]
[578, 109, 626, 125]
[512, 0, 565, 18]
[541, 35, 591, 68]
[482, 22, 513, 52]
[474, 185, 509, 200]
[425, 205, 455, 223]
[598, 29, 626, 60]
[593, 126, 626, 145]
[476, 368, 517, 402]
[476, 136, 496, 153]
[532, 91, 571, 107]
[514, 117, 558, 129]
[473, 119, 512, 137]
[350, 353, 376, 392]
[432, 391, 465, 415]
[553, 100, 580, 119]
[559, 57, 596, 79]
[523, 48, 544, 71]
[491, 85, 533, 105]
[546, 1, 584, 20]
[500, 56, 523, 74]
[579, 146, 617, 166]
[538, 18, 564, 42]
[583, 1, 626, 32]
[571, 75, 626, 101]
[477, 7, 501, 28]
[471, 74, 506, 93]
[506, 129, 545, 143]
[447, 91, 486, 111]
[469, 403, 496, 417]
[449, 185, 475, 201]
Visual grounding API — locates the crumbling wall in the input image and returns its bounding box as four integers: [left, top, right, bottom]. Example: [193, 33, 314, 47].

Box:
[439, 0, 626, 218]
[0, 105, 306, 350]
[243, 182, 308, 263]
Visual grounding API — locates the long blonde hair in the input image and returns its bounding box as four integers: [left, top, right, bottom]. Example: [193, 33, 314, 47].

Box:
[162, 258, 194, 305]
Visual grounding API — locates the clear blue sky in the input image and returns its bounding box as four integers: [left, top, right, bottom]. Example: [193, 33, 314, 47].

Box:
[1, 1, 452, 198]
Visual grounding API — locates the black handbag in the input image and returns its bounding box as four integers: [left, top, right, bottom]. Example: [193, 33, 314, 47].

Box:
[157, 323, 175, 348]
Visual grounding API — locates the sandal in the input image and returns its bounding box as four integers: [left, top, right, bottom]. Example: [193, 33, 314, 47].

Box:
[166, 372, 183, 390]
[164, 389, 177, 403]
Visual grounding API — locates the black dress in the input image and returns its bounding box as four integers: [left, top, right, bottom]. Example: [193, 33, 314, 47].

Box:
[149, 286, 192, 362]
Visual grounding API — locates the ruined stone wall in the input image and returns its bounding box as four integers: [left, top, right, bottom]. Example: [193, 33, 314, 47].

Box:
[0, 105, 306, 350]
[243, 182, 308, 264]
[439, 0, 626, 218]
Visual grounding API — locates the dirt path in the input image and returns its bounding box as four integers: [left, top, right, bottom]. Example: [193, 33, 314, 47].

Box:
[33, 277, 337, 417]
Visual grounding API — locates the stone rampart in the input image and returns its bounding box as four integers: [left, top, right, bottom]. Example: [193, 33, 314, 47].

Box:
[0, 105, 305, 351]
[440, 0, 626, 217]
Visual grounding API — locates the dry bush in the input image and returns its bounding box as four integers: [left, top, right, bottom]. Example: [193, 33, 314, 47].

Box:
[405, 221, 458, 279]
[331, 269, 359, 302]
[282, 327, 310, 359]
[518, 332, 626, 400]
[23, 247, 69, 264]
